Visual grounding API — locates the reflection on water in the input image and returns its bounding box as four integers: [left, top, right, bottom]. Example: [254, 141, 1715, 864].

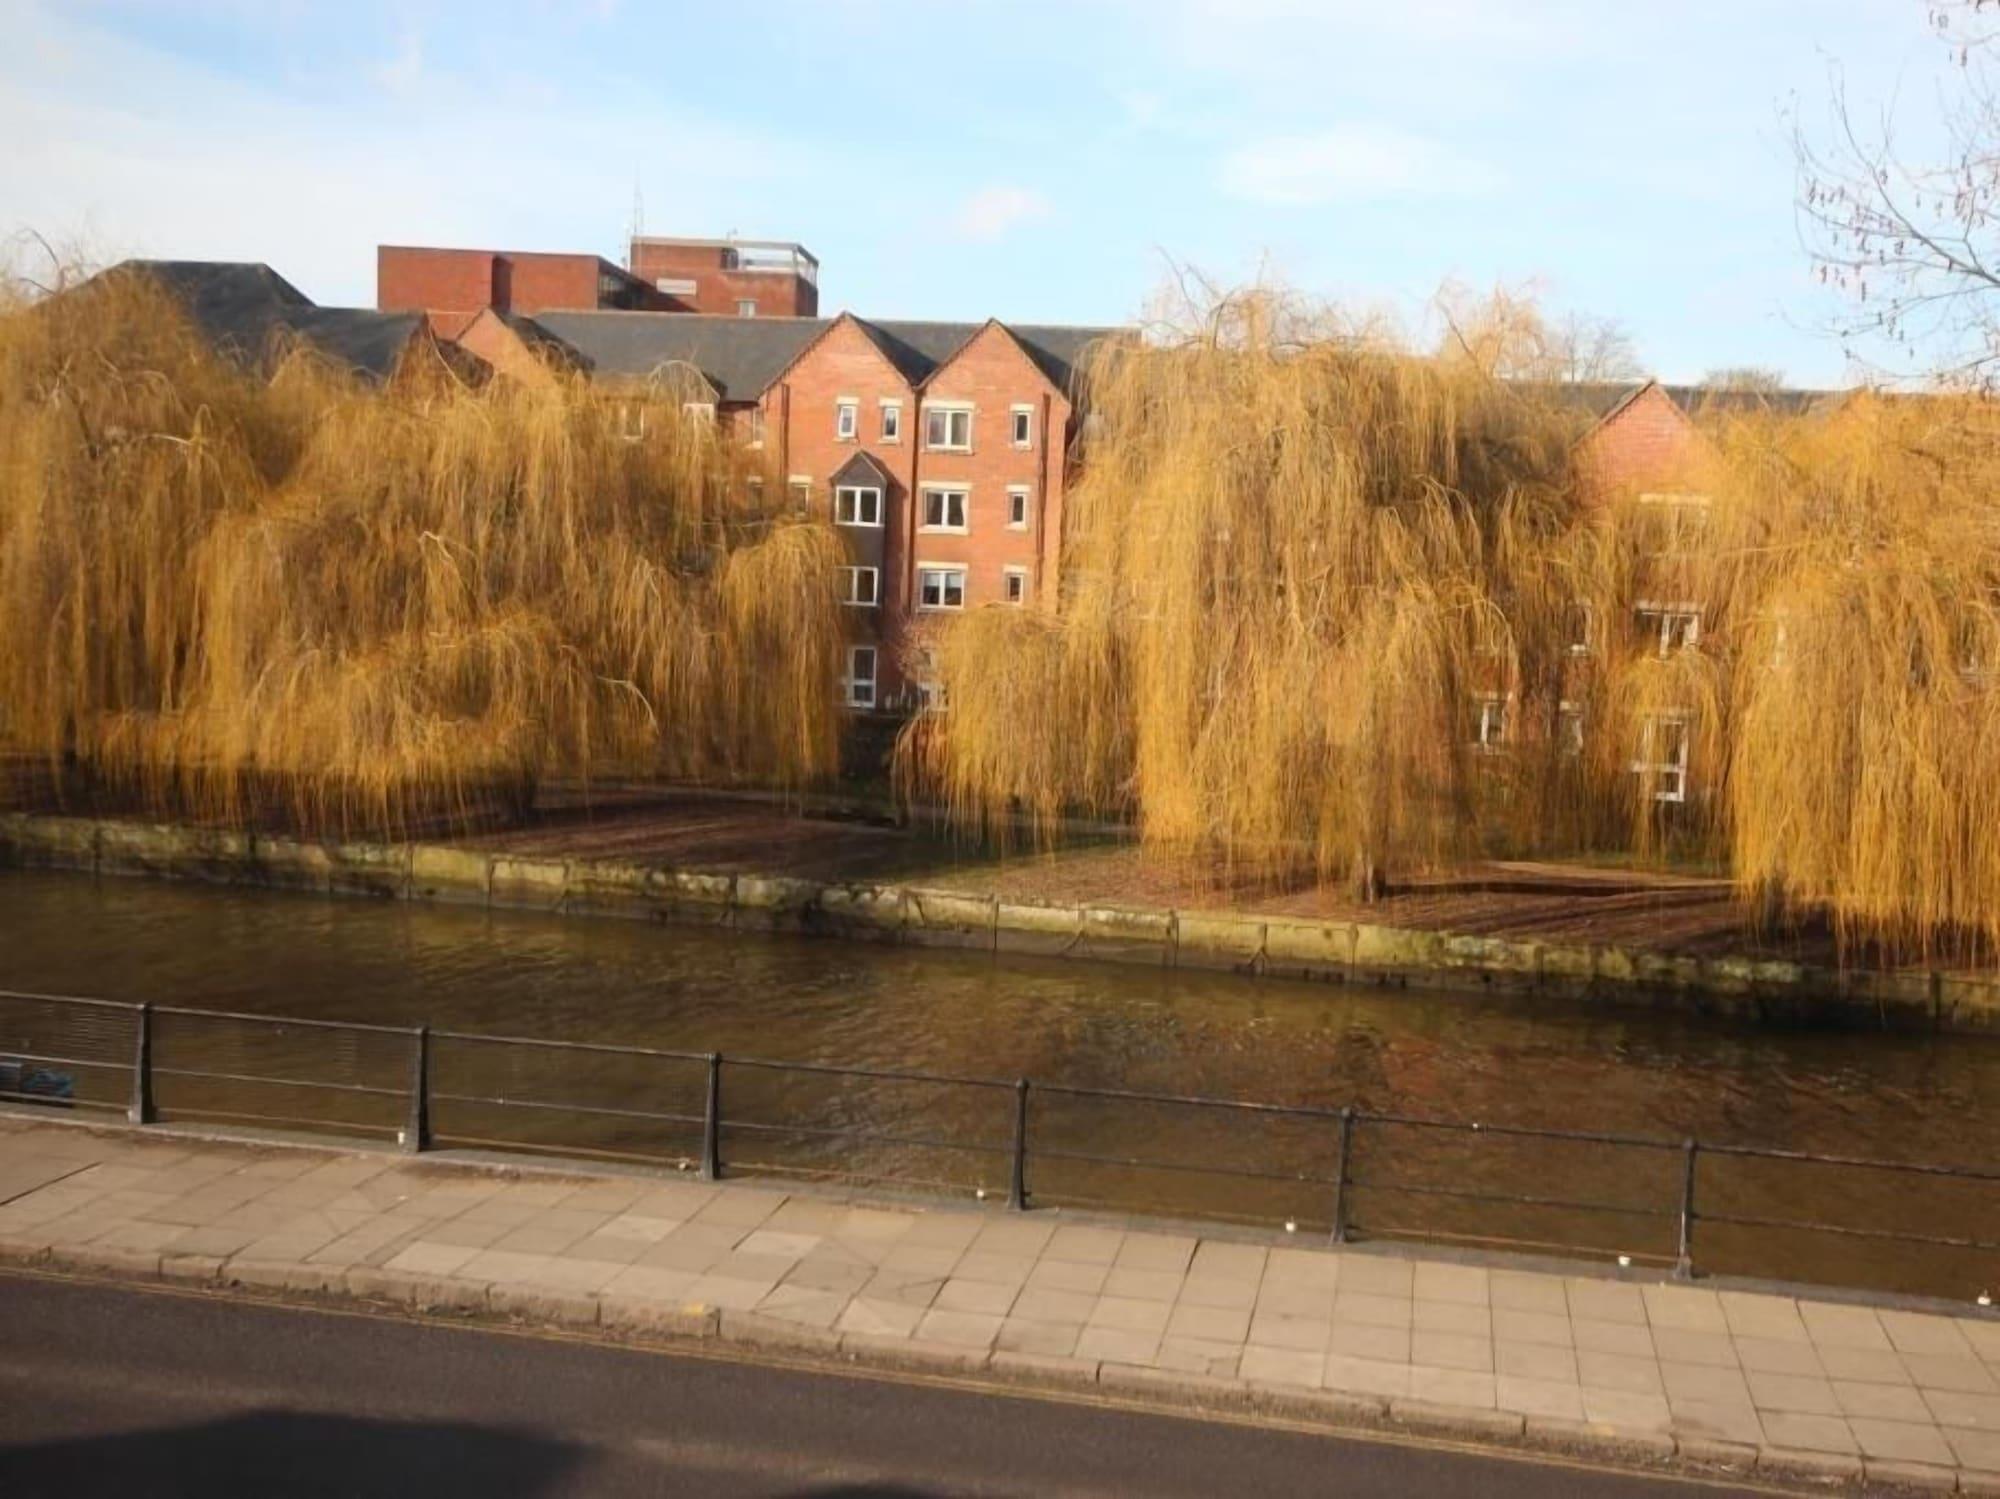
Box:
[2, 869, 1996, 1297]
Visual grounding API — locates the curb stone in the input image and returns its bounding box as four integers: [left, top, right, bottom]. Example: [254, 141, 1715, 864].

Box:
[160, 1253, 225, 1285]
[344, 1265, 490, 1314]
[1859, 1458, 1959, 1493]
[597, 1296, 718, 1339]
[485, 1284, 600, 1327]
[1756, 1446, 1866, 1485]
[1095, 1362, 1246, 1407]
[1521, 1417, 1675, 1464]
[1392, 1398, 1529, 1442]
[223, 1259, 341, 1295]
[1673, 1436, 1762, 1473]
[984, 1351, 1100, 1389]
[717, 1308, 844, 1356]
[835, 1331, 988, 1376]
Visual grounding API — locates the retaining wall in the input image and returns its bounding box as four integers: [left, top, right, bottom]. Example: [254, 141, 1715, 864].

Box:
[3, 813, 1991, 1033]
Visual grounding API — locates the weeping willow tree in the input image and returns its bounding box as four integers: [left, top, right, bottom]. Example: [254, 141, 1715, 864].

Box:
[0, 268, 844, 835]
[898, 288, 1598, 897]
[1713, 393, 2000, 960]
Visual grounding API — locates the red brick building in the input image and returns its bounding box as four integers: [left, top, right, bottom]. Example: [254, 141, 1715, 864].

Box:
[376, 246, 677, 337]
[527, 308, 1116, 709]
[627, 237, 819, 318]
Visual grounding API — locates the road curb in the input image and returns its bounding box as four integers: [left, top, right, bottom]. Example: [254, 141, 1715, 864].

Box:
[2, 1242, 1987, 1493]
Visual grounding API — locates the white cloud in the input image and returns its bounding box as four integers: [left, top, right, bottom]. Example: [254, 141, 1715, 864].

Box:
[952, 185, 1051, 242]
[371, 30, 424, 97]
[1219, 125, 1501, 206]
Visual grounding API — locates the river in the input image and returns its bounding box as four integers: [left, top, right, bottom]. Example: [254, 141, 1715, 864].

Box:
[2, 869, 1995, 1301]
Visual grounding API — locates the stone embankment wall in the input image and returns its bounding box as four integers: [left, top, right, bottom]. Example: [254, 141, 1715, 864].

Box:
[4, 813, 1995, 1033]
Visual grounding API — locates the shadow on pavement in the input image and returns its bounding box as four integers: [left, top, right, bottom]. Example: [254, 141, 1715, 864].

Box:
[0, 1408, 586, 1499]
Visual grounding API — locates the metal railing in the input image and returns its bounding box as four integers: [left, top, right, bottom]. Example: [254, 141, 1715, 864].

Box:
[2, 988, 1996, 1300]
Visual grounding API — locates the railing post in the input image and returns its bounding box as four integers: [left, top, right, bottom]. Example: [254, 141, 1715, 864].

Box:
[1007, 1078, 1030, 1211]
[1330, 1106, 1355, 1245]
[700, 1052, 723, 1181]
[1674, 1137, 1698, 1280]
[127, 1002, 154, 1126]
[404, 1025, 429, 1154]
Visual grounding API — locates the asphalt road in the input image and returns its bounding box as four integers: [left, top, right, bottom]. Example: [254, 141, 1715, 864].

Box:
[0, 1272, 1766, 1498]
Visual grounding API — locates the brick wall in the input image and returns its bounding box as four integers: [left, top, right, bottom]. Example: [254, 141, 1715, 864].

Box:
[765, 320, 916, 699]
[629, 241, 817, 318]
[1578, 383, 1709, 499]
[379, 247, 500, 314]
[380, 247, 676, 317]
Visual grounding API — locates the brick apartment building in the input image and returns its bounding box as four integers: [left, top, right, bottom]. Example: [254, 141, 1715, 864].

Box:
[368, 233, 1114, 709]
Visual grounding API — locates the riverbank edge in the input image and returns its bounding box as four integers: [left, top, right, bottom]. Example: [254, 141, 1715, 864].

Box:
[4, 1112, 1981, 1497]
[5, 810, 1996, 1034]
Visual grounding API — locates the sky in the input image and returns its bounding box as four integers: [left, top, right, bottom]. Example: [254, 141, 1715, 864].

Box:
[0, 1, 1971, 386]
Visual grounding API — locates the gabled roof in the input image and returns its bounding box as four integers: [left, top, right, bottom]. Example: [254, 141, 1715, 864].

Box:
[524, 308, 1126, 404]
[830, 449, 894, 489]
[102, 259, 435, 382]
[528, 310, 826, 399]
[1554, 378, 1837, 428]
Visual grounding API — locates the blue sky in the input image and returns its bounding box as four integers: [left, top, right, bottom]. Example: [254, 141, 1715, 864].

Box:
[0, 1, 1966, 385]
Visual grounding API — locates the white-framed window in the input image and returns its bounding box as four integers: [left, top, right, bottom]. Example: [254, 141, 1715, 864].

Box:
[1003, 566, 1028, 605]
[921, 487, 968, 532]
[1565, 601, 1594, 656]
[736, 298, 757, 317]
[743, 407, 766, 448]
[1558, 700, 1585, 756]
[788, 476, 812, 512]
[880, 400, 903, 443]
[840, 566, 880, 607]
[1633, 713, 1692, 802]
[1636, 601, 1702, 655]
[924, 404, 973, 451]
[1006, 486, 1030, 529]
[842, 645, 877, 709]
[1474, 694, 1509, 751]
[1010, 404, 1034, 448]
[835, 485, 883, 527]
[835, 399, 859, 442]
[745, 475, 764, 505]
[912, 647, 946, 711]
[683, 401, 715, 424]
[615, 403, 647, 442]
[918, 566, 967, 610]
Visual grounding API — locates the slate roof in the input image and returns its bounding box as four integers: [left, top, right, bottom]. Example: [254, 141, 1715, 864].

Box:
[1553, 379, 1835, 426]
[529, 311, 826, 399]
[523, 310, 1125, 403]
[107, 259, 431, 382]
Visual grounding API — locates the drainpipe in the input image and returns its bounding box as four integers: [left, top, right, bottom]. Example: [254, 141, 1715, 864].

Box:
[903, 388, 922, 705]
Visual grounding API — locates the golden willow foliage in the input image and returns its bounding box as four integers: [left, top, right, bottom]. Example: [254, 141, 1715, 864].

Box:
[0, 271, 844, 834]
[899, 289, 1593, 895]
[1717, 394, 2000, 959]
[901, 286, 2000, 960]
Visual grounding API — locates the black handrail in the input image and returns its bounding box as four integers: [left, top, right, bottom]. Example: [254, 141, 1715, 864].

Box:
[2, 986, 1997, 1292]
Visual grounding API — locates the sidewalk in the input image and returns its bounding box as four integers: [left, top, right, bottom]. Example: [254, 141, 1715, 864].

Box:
[3, 1114, 1997, 1493]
